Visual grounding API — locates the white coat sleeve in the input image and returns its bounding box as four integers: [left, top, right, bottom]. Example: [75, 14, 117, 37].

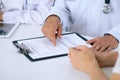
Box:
[105, 25, 120, 42]
[44, 0, 73, 31]
[32, 0, 55, 25]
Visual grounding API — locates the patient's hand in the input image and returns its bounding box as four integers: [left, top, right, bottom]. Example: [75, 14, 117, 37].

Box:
[68, 45, 99, 73]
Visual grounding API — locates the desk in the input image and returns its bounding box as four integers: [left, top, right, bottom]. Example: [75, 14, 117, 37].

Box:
[0, 24, 113, 80]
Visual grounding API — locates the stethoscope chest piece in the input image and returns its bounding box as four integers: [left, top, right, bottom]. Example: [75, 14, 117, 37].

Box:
[102, 4, 112, 14]
[102, 0, 112, 14]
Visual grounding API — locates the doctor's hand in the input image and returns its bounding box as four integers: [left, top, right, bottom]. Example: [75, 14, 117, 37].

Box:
[42, 15, 62, 46]
[95, 51, 118, 67]
[87, 35, 119, 53]
[68, 45, 99, 74]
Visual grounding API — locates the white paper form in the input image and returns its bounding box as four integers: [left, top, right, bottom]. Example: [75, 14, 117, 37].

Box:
[18, 33, 90, 59]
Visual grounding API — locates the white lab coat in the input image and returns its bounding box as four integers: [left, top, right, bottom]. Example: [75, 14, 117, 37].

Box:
[1, 0, 54, 25]
[47, 0, 120, 42]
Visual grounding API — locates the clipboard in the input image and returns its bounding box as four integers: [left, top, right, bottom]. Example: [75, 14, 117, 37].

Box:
[12, 33, 88, 62]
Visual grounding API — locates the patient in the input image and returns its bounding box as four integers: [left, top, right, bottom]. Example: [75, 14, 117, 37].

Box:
[68, 45, 120, 80]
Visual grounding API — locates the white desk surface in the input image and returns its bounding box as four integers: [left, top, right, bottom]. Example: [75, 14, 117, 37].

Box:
[0, 24, 113, 80]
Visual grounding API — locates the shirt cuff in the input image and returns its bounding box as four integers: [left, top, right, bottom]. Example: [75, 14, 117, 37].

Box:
[3, 12, 14, 23]
[43, 7, 72, 32]
[105, 32, 120, 43]
[43, 7, 63, 26]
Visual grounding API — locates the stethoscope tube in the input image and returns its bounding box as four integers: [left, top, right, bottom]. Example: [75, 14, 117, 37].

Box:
[0, 0, 113, 14]
[105, 0, 110, 4]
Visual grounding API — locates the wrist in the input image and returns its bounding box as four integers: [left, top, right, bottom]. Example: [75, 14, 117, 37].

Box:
[88, 63, 108, 80]
[88, 62, 100, 75]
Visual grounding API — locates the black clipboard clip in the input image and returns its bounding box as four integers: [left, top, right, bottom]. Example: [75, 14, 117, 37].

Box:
[13, 41, 31, 54]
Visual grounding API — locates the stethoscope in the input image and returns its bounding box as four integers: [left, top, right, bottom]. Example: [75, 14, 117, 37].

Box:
[103, 0, 112, 14]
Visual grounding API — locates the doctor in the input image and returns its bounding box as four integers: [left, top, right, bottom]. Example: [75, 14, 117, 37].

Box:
[42, 0, 120, 53]
[0, 0, 54, 24]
